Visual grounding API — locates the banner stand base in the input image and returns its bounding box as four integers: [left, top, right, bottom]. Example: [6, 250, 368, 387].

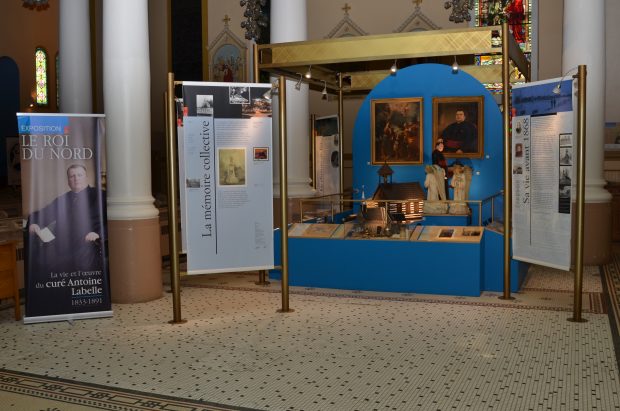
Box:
[24, 310, 113, 325]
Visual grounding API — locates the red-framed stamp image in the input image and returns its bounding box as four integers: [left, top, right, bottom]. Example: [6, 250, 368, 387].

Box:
[371, 97, 423, 165]
[253, 147, 269, 161]
[433, 96, 484, 158]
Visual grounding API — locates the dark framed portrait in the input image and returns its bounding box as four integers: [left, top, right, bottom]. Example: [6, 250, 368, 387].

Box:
[433, 96, 484, 158]
[371, 97, 423, 165]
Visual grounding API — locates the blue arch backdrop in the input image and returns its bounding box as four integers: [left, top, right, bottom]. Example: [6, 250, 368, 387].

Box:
[352, 63, 504, 202]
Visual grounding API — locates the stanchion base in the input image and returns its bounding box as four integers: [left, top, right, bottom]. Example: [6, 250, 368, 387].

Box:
[168, 319, 188, 324]
[255, 281, 271, 286]
[498, 296, 516, 301]
[567, 317, 588, 323]
[277, 308, 295, 313]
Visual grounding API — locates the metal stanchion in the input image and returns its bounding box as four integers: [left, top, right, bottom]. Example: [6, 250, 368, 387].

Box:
[255, 269, 271, 286]
[499, 22, 515, 301]
[337, 73, 345, 211]
[165, 73, 186, 324]
[252, 45, 270, 287]
[569, 65, 587, 323]
[277, 75, 293, 313]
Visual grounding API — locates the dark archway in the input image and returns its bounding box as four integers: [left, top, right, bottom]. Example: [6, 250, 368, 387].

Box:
[0, 56, 21, 186]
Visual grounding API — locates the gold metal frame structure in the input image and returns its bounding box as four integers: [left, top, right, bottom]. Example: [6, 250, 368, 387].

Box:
[159, 24, 588, 321]
[255, 23, 532, 310]
[256, 25, 529, 95]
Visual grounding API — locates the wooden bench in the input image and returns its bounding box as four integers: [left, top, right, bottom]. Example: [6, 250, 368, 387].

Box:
[0, 241, 21, 321]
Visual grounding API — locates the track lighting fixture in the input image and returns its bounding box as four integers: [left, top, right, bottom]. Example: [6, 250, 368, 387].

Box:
[262, 81, 279, 100]
[390, 60, 397, 75]
[552, 67, 579, 95]
[321, 81, 328, 100]
[305, 66, 312, 79]
[451, 56, 459, 74]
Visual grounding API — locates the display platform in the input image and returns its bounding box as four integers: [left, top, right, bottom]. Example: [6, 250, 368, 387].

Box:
[271, 224, 527, 297]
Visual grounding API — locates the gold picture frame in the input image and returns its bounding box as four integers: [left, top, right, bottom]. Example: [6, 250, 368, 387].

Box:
[433, 96, 484, 158]
[371, 97, 423, 165]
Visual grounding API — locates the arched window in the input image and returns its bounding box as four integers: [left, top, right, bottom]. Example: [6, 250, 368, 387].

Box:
[35, 47, 48, 106]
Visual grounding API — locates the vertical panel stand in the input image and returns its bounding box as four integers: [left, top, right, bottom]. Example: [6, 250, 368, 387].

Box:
[499, 22, 514, 301]
[569, 65, 587, 323]
[253, 46, 270, 286]
[338, 73, 345, 202]
[277, 76, 293, 313]
[165, 73, 186, 324]
[311, 114, 317, 190]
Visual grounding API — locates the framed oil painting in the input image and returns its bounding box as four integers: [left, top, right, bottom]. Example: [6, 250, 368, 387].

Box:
[433, 96, 484, 158]
[371, 97, 423, 165]
[208, 21, 247, 83]
[211, 44, 245, 83]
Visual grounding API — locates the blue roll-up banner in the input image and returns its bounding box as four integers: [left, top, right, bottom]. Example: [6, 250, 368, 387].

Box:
[17, 113, 112, 324]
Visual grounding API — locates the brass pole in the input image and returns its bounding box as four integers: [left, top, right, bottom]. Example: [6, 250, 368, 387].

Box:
[278, 76, 293, 313]
[311, 114, 317, 190]
[165, 73, 186, 324]
[338, 73, 345, 208]
[252, 43, 259, 83]
[569, 65, 587, 323]
[252, 44, 270, 286]
[499, 22, 514, 300]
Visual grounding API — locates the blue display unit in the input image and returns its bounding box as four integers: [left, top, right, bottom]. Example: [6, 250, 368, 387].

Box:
[270, 226, 527, 297]
[269, 63, 527, 297]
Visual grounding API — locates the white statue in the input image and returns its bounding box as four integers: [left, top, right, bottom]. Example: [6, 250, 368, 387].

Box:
[449, 164, 472, 214]
[424, 165, 448, 214]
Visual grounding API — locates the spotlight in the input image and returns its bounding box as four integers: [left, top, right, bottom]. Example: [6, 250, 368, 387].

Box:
[262, 81, 278, 100]
[304, 66, 312, 79]
[390, 60, 397, 75]
[551, 66, 579, 95]
[321, 81, 328, 100]
[451, 56, 459, 74]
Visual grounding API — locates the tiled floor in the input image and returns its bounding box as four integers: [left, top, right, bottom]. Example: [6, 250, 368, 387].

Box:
[1, 264, 619, 410]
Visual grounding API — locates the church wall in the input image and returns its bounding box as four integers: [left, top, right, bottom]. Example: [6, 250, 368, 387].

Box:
[207, 1, 246, 81]
[148, 0, 170, 200]
[202, 0, 619, 193]
[0, 0, 59, 112]
[536, 0, 563, 81]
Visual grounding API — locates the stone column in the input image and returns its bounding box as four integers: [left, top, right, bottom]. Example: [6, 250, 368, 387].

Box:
[271, 0, 315, 222]
[103, 0, 162, 302]
[563, 0, 612, 264]
[59, 0, 92, 113]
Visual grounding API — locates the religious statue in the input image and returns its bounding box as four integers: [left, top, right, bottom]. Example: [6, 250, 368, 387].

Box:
[449, 164, 472, 214]
[424, 165, 449, 214]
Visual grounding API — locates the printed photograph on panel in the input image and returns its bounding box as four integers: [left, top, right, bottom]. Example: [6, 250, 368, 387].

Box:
[559, 147, 572, 166]
[229, 86, 249, 104]
[196, 95, 213, 116]
[218, 148, 246, 186]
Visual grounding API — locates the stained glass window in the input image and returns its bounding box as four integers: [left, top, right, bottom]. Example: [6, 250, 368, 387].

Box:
[35, 47, 48, 106]
[474, 0, 532, 93]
